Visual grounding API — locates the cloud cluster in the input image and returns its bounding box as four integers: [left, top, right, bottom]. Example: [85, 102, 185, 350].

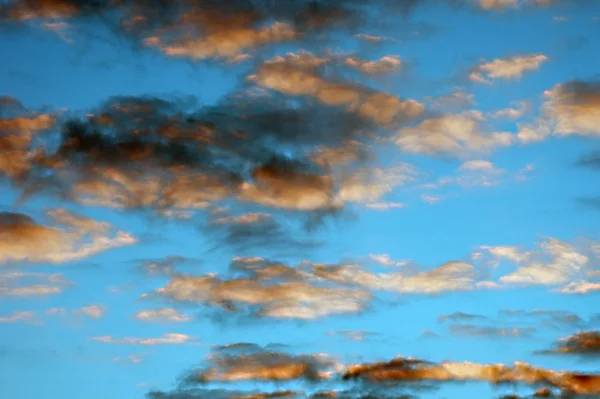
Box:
[2, 69, 422, 241]
[151, 348, 600, 398]
[474, 238, 599, 292]
[147, 255, 488, 320]
[343, 356, 600, 396]
[0, 0, 434, 61]
[0, 271, 73, 296]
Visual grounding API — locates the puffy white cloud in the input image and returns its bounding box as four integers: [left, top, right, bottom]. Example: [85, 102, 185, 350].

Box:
[470, 54, 547, 83]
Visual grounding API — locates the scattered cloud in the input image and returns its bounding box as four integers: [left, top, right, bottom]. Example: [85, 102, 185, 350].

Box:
[0, 271, 73, 297]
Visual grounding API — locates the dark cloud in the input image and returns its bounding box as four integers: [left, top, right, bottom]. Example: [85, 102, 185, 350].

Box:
[577, 151, 600, 169]
[539, 331, 600, 357]
[0, 0, 430, 62]
[147, 348, 600, 398]
[203, 209, 322, 256]
[181, 343, 337, 384]
[147, 388, 302, 399]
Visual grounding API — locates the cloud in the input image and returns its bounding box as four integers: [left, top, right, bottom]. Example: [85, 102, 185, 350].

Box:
[113, 354, 147, 365]
[540, 331, 600, 356]
[134, 308, 192, 323]
[556, 281, 600, 294]
[421, 194, 441, 204]
[0, 209, 136, 266]
[2, 89, 419, 233]
[577, 151, 600, 169]
[543, 81, 600, 137]
[354, 33, 400, 43]
[459, 160, 504, 174]
[184, 343, 338, 383]
[144, 22, 297, 62]
[368, 254, 407, 267]
[151, 255, 483, 321]
[364, 202, 406, 211]
[0, 311, 39, 325]
[394, 111, 514, 157]
[326, 330, 380, 342]
[342, 356, 600, 395]
[499, 309, 585, 329]
[249, 52, 424, 127]
[498, 239, 589, 286]
[311, 261, 476, 294]
[155, 258, 371, 320]
[344, 55, 402, 75]
[203, 208, 321, 254]
[0, 112, 54, 179]
[480, 245, 531, 263]
[429, 89, 475, 111]
[490, 101, 530, 119]
[437, 312, 487, 323]
[335, 164, 417, 204]
[0, 1, 428, 56]
[477, 0, 520, 10]
[469, 54, 548, 83]
[42, 21, 73, 43]
[137, 256, 187, 276]
[448, 324, 536, 338]
[75, 304, 107, 319]
[90, 333, 196, 346]
[0, 271, 73, 297]
[518, 81, 600, 143]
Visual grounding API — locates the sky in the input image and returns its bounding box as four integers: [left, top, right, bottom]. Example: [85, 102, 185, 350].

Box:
[0, 0, 600, 398]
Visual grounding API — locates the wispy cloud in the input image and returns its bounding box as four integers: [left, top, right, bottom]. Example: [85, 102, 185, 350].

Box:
[90, 333, 196, 346]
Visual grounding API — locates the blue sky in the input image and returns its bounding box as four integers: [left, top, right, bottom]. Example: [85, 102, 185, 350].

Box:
[1, 1, 600, 398]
